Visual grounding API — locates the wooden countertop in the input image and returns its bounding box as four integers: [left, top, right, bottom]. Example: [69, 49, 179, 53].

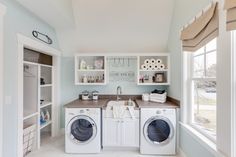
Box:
[135, 99, 179, 109]
[64, 98, 179, 109]
[64, 99, 109, 108]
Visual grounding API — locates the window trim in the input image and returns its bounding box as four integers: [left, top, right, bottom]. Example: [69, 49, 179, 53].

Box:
[184, 39, 217, 143]
[231, 31, 236, 157]
[0, 4, 6, 157]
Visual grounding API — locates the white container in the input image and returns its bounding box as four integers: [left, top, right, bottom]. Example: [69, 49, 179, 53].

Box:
[142, 93, 150, 101]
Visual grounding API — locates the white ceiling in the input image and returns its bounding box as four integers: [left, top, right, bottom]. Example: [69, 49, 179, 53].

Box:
[16, 0, 175, 55]
[16, 0, 74, 29]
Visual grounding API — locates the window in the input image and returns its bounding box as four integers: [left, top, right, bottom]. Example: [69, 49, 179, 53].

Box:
[190, 38, 217, 140]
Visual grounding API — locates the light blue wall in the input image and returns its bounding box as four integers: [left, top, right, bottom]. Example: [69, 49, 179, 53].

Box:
[180, 126, 215, 157]
[60, 56, 167, 127]
[1, 0, 59, 156]
[167, 0, 211, 100]
[167, 0, 214, 157]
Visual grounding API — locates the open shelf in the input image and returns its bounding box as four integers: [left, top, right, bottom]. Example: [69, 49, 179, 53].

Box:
[137, 55, 170, 85]
[40, 121, 52, 130]
[40, 84, 52, 87]
[23, 49, 55, 155]
[75, 55, 107, 85]
[40, 101, 52, 109]
[23, 112, 38, 121]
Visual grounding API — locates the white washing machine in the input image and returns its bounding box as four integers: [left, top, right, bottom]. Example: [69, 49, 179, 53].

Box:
[65, 108, 101, 154]
[140, 108, 176, 155]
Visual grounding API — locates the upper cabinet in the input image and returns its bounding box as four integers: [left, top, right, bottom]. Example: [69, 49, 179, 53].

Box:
[75, 55, 107, 85]
[137, 54, 170, 85]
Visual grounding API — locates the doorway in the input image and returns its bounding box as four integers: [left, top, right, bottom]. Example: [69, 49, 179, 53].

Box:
[17, 34, 61, 157]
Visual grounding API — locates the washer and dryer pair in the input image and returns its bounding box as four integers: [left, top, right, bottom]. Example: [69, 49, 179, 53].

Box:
[65, 108, 101, 154]
[65, 107, 176, 155]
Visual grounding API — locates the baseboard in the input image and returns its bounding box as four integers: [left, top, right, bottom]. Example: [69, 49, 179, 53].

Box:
[103, 147, 139, 151]
[178, 148, 187, 157]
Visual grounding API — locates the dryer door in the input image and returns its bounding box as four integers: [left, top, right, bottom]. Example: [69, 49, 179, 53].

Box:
[67, 115, 97, 144]
[143, 116, 174, 145]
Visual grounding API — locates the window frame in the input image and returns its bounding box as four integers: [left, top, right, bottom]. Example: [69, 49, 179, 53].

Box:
[187, 39, 217, 143]
[231, 31, 236, 157]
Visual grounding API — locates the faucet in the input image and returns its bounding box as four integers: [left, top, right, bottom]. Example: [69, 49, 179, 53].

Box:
[116, 86, 122, 101]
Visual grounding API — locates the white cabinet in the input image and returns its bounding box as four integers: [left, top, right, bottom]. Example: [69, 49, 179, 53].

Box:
[121, 119, 139, 147]
[103, 118, 120, 146]
[103, 113, 139, 148]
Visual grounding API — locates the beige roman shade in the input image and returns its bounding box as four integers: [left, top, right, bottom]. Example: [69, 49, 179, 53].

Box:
[224, 0, 236, 31]
[180, 2, 219, 52]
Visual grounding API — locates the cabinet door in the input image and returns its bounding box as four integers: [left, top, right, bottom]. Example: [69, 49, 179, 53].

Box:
[121, 119, 139, 147]
[103, 118, 120, 147]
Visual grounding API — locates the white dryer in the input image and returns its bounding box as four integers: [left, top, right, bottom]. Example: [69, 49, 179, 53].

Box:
[140, 108, 176, 155]
[65, 108, 101, 154]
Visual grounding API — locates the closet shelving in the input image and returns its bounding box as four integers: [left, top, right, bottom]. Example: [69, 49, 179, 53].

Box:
[23, 50, 54, 152]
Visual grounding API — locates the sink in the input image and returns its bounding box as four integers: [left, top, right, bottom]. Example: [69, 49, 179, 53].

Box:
[104, 100, 138, 119]
[106, 100, 135, 108]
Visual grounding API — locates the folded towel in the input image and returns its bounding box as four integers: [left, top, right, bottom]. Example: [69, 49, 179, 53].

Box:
[150, 98, 166, 103]
[150, 92, 167, 99]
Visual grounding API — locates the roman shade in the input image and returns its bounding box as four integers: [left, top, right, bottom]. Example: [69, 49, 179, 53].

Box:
[180, 2, 219, 52]
[224, 0, 236, 31]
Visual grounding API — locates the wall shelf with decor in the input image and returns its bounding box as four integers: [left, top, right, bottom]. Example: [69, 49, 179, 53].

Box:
[75, 55, 107, 85]
[137, 54, 170, 85]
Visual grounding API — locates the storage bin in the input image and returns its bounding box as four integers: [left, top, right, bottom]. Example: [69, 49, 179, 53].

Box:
[23, 124, 36, 157]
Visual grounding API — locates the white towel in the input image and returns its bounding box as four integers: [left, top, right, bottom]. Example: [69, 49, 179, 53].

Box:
[112, 105, 126, 119]
[105, 105, 112, 117]
[127, 106, 135, 119]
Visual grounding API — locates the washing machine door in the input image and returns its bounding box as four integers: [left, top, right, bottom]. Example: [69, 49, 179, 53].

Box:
[143, 116, 174, 145]
[68, 115, 97, 144]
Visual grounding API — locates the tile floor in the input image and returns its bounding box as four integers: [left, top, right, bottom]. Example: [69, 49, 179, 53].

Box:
[28, 136, 182, 157]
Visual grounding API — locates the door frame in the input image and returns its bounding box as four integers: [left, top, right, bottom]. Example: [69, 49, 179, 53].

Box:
[17, 34, 61, 157]
[0, 3, 6, 157]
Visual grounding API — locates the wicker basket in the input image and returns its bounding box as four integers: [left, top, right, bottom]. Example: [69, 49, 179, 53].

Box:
[23, 124, 36, 157]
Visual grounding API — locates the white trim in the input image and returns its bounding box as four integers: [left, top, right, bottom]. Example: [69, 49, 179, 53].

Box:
[180, 123, 226, 157]
[0, 3, 6, 157]
[17, 34, 61, 157]
[231, 31, 236, 157]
